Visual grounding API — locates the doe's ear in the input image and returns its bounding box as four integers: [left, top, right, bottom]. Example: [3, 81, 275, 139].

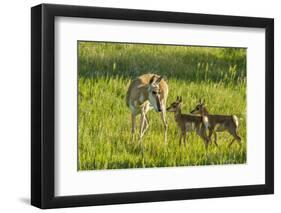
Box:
[162, 75, 168, 83]
[155, 76, 163, 84]
[149, 75, 157, 84]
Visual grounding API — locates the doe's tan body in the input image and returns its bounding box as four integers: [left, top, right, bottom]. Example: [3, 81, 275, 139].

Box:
[126, 73, 168, 143]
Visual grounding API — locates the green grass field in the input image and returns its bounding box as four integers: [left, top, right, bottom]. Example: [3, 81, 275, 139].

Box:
[78, 41, 247, 170]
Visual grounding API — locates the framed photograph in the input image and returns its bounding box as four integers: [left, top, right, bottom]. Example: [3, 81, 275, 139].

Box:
[31, 3, 274, 209]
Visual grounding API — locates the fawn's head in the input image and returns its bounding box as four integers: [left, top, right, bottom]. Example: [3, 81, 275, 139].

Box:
[190, 99, 209, 115]
[166, 96, 182, 112]
[147, 75, 163, 112]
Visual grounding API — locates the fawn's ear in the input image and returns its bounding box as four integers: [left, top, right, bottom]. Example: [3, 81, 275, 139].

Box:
[201, 99, 207, 106]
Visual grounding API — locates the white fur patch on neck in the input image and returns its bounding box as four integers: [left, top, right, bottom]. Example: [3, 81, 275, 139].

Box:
[202, 116, 209, 129]
[148, 92, 158, 111]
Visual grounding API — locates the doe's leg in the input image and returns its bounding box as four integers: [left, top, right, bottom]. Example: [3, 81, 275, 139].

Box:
[142, 114, 149, 136]
[131, 113, 136, 142]
[183, 131, 187, 145]
[160, 110, 168, 144]
[141, 104, 150, 136]
[139, 113, 146, 142]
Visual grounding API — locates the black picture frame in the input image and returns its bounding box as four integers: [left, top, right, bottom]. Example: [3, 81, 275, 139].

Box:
[31, 3, 274, 209]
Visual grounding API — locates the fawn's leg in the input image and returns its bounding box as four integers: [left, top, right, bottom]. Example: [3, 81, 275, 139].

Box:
[204, 136, 209, 151]
[185, 131, 190, 144]
[204, 133, 210, 150]
[198, 128, 209, 150]
[183, 131, 187, 145]
[179, 131, 183, 146]
[208, 128, 214, 145]
[228, 128, 242, 148]
[228, 138, 235, 148]
[213, 132, 219, 147]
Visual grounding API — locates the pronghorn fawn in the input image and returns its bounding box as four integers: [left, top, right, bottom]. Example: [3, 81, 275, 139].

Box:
[190, 99, 242, 148]
[166, 96, 210, 148]
[126, 74, 168, 143]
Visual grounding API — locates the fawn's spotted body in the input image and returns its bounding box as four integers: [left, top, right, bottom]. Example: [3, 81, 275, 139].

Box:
[191, 99, 242, 148]
[167, 96, 210, 148]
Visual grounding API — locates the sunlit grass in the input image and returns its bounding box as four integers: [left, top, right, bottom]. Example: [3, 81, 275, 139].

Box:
[78, 41, 246, 170]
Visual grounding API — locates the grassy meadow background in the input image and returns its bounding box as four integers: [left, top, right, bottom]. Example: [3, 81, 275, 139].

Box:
[78, 41, 247, 170]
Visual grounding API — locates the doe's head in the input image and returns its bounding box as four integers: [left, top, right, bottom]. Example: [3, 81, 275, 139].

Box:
[166, 96, 182, 112]
[148, 75, 163, 112]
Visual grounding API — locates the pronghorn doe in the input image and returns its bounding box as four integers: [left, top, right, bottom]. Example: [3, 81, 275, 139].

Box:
[166, 96, 210, 148]
[126, 74, 168, 143]
[190, 99, 242, 148]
